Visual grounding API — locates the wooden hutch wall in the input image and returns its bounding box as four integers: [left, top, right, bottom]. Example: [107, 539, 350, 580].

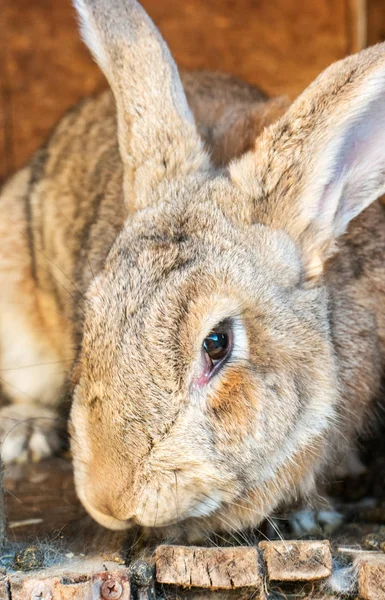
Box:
[0, 0, 384, 182]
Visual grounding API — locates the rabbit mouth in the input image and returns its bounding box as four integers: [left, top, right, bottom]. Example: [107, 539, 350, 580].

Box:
[136, 490, 224, 528]
[79, 483, 224, 530]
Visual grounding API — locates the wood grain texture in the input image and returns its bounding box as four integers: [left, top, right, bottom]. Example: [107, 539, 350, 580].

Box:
[0, 0, 367, 182]
[367, 0, 385, 46]
[259, 540, 332, 582]
[8, 566, 131, 600]
[156, 545, 261, 589]
[358, 554, 385, 600]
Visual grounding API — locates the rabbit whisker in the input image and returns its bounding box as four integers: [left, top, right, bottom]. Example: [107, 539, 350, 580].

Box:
[0, 358, 74, 372]
[37, 247, 85, 300]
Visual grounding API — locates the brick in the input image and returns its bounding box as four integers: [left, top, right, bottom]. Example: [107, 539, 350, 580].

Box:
[155, 545, 261, 589]
[259, 540, 332, 581]
[358, 553, 385, 600]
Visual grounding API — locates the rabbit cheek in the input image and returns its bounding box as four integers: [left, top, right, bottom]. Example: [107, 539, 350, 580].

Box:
[223, 434, 325, 528]
[208, 369, 260, 440]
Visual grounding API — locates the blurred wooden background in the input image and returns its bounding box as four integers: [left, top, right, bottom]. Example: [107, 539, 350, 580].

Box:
[0, 0, 384, 182]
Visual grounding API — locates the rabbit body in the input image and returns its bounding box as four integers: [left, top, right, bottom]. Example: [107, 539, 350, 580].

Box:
[2, 0, 385, 538]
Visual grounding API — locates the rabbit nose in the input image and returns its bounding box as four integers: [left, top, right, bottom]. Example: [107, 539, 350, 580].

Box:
[81, 496, 133, 531]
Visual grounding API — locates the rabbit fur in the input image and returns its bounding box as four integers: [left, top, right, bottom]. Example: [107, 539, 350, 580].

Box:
[1, 0, 385, 539]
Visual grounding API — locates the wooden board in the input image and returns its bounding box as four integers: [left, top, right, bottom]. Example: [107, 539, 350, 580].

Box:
[0, 0, 366, 182]
[0, 0, 105, 182]
[3, 458, 127, 556]
[155, 545, 262, 589]
[367, 0, 385, 46]
[142, 0, 365, 97]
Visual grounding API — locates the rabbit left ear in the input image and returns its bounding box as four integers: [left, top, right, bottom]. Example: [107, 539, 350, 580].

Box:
[73, 0, 209, 210]
[231, 44, 385, 280]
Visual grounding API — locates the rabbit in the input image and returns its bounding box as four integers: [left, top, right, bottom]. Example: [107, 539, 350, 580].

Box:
[2, 0, 385, 543]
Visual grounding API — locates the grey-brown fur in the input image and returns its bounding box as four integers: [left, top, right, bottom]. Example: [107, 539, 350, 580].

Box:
[1, 0, 385, 540]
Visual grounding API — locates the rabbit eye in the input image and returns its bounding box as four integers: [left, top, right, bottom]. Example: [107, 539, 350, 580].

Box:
[202, 321, 233, 373]
[203, 332, 229, 361]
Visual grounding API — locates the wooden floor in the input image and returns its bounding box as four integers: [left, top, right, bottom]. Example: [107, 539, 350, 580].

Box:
[3, 458, 128, 556]
[3, 451, 385, 600]
[0, 0, 373, 182]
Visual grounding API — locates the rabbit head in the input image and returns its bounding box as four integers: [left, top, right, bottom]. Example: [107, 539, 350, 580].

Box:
[70, 0, 385, 534]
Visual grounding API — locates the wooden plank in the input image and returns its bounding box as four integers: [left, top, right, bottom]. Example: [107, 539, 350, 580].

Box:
[155, 545, 261, 590]
[367, 0, 385, 46]
[259, 540, 332, 582]
[141, 0, 365, 99]
[9, 560, 130, 600]
[358, 553, 385, 600]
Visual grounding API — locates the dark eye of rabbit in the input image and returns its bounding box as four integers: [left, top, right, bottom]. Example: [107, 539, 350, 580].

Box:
[202, 321, 232, 372]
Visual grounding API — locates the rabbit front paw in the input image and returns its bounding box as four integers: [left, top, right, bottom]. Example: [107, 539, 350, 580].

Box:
[288, 508, 344, 537]
[0, 404, 61, 464]
[266, 507, 344, 540]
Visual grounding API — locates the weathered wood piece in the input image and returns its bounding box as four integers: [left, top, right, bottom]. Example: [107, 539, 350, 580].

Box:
[259, 540, 332, 582]
[8, 558, 130, 600]
[358, 553, 385, 600]
[155, 545, 261, 590]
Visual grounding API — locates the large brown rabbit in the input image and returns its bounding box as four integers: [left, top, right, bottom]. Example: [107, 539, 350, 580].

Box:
[2, 0, 385, 541]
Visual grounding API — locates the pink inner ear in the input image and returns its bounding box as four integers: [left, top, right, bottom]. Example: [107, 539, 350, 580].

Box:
[311, 89, 385, 240]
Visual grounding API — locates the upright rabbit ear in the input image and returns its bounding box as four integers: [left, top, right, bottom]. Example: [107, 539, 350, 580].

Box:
[73, 0, 209, 209]
[231, 44, 385, 281]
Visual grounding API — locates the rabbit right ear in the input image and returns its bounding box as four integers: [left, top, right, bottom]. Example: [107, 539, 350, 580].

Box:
[73, 0, 209, 209]
[231, 44, 385, 281]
